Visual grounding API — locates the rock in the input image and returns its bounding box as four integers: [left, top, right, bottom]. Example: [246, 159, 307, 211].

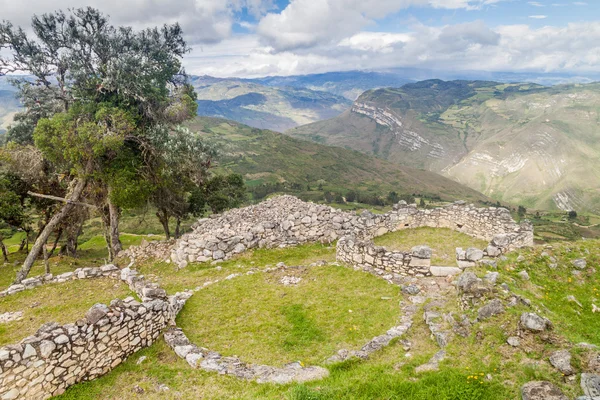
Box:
[430, 266, 461, 277]
[280, 276, 302, 286]
[486, 245, 502, 257]
[581, 373, 600, 399]
[572, 259, 587, 269]
[402, 284, 420, 295]
[137, 356, 147, 365]
[465, 248, 484, 262]
[477, 299, 505, 321]
[520, 313, 551, 332]
[549, 350, 574, 375]
[484, 272, 500, 284]
[456, 272, 488, 295]
[212, 250, 225, 260]
[517, 255, 526, 262]
[507, 337, 520, 347]
[85, 303, 110, 324]
[521, 381, 568, 400]
[518, 270, 530, 281]
[411, 245, 432, 259]
[567, 295, 583, 308]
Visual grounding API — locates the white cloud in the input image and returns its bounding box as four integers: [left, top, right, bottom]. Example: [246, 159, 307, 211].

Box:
[529, 15, 548, 18]
[528, 1, 544, 6]
[0, 0, 275, 44]
[184, 21, 600, 78]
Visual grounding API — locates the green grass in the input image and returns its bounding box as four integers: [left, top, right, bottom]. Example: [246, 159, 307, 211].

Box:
[178, 265, 400, 366]
[0, 278, 133, 346]
[373, 227, 488, 265]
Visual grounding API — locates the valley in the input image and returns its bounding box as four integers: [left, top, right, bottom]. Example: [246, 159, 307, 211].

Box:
[288, 80, 600, 213]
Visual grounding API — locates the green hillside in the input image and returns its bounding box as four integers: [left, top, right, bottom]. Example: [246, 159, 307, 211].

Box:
[287, 80, 600, 213]
[186, 117, 493, 205]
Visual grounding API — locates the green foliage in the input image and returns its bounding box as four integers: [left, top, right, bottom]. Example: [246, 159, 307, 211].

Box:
[189, 173, 246, 215]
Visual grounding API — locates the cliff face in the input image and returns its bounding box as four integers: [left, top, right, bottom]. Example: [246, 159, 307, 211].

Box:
[288, 80, 600, 213]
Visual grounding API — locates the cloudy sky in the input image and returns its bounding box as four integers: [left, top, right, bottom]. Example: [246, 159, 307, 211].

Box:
[1, 0, 599, 78]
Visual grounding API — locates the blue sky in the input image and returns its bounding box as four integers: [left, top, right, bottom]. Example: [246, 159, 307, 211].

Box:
[2, 0, 599, 77]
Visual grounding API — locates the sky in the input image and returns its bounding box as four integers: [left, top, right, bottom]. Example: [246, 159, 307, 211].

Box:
[1, 0, 599, 78]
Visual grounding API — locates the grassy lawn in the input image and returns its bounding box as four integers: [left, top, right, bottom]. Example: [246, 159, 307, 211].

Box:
[373, 227, 488, 265]
[0, 278, 133, 346]
[178, 265, 400, 367]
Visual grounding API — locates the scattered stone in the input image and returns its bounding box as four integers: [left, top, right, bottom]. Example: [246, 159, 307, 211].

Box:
[0, 311, 23, 324]
[549, 350, 574, 375]
[517, 255, 526, 262]
[133, 385, 144, 394]
[572, 259, 587, 269]
[518, 270, 530, 281]
[507, 337, 520, 347]
[415, 350, 446, 373]
[137, 356, 147, 365]
[581, 373, 600, 399]
[280, 276, 302, 286]
[567, 295, 583, 308]
[484, 272, 500, 284]
[521, 381, 568, 400]
[520, 313, 552, 332]
[477, 299, 505, 321]
[465, 248, 484, 262]
[402, 284, 420, 295]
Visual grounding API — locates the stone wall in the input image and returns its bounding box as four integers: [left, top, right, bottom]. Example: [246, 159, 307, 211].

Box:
[336, 236, 433, 277]
[0, 268, 191, 400]
[170, 195, 367, 268]
[0, 265, 122, 298]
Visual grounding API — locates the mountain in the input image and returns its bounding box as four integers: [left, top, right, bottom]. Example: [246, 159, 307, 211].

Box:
[186, 116, 493, 205]
[252, 71, 413, 100]
[0, 90, 19, 134]
[190, 76, 351, 132]
[287, 79, 600, 213]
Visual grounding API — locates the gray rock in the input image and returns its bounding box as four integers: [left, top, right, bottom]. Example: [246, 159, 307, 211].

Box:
[507, 336, 520, 347]
[86, 303, 110, 324]
[484, 272, 500, 284]
[549, 350, 574, 375]
[518, 270, 531, 281]
[581, 373, 600, 399]
[517, 255, 526, 262]
[411, 245, 432, 259]
[465, 248, 484, 262]
[477, 299, 505, 320]
[521, 381, 568, 400]
[520, 313, 551, 332]
[402, 284, 420, 295]
[572, 258, 587, 269]
[212, 250, 225, 260]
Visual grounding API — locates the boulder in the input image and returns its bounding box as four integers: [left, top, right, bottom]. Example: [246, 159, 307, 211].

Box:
[581, 373, 600, 399]
[85, 303, 110, 324]
[521, 381, 568, 400]
[411, 245, 432, 259]
[572, 258, 587, 269]
[465, 248, 484, 262]
[549, 350, 574, 375]
[477, 299, 505, 321]
[520, 313, 551, 332]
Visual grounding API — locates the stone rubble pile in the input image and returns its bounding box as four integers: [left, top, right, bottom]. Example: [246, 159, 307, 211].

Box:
[171, 196, 366, 268]
[0, 267, 192, 400]
[164, 328, 329, 384]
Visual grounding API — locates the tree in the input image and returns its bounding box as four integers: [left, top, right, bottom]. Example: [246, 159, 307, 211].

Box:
[518, 205, 527, 218]
[419, 198, 426, 208]
[0, 174, 28, 262]
[387, 191, 399, 204]
[346, 190, 358, 203]
[568, 210, 578, 220]
[1, 8, 193, 282]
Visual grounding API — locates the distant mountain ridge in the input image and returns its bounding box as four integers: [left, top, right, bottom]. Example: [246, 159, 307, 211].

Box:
[287, 79, 600, 213]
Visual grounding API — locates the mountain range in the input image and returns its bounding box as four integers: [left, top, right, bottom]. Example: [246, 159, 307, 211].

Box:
[288, 80, 600, 213]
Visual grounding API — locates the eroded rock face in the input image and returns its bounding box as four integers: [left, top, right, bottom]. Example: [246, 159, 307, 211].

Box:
[477, 299, 505, 321]
[521, 381, 568, 400]
[581, 373, 600, 399]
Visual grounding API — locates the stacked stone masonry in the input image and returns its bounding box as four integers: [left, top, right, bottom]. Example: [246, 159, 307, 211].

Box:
[0, 267, 191, 400]
[169, 196, 533, 275]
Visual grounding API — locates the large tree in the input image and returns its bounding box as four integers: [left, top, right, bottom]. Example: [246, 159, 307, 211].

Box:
[1, 8, 198, 282]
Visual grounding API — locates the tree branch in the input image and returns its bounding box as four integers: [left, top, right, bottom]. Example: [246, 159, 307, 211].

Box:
[27, 191, 97, 208]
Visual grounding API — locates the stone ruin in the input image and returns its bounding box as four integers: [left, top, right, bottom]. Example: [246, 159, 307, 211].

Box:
[0, 266, 191, 400]
[0, 195, 534, 399]
[169, 195, 533, 278]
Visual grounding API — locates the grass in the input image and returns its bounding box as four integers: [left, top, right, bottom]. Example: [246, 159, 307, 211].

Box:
[0, 278, 133, 346]
[178, 265, 400, 366]
[2, 219, 599, 400]
[373, 227, 488, 265]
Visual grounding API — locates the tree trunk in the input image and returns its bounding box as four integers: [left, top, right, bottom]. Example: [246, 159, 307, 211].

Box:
[18, 238, 26, 252]
[100, 205, 114, 262]
[47, 229, 63, 258]
[175, 217, 182, 239]
[14, 176, 88, 284]
[156, 209, 171, 240]
[0, 237, 8, 263]
[43, 243, 50, 274]
[108, 194, 122, 257]
[63, 220, 82, 258]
